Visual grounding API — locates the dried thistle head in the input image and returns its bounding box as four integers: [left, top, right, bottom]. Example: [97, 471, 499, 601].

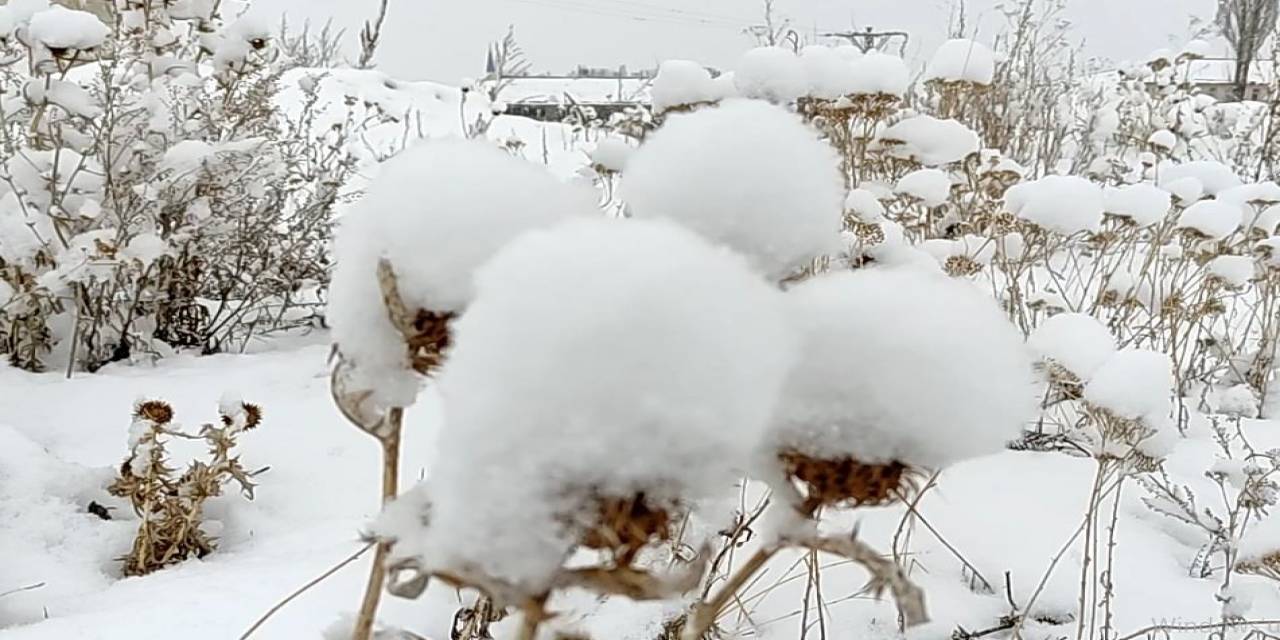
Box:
[1237, 550, 1280, 581]
[135, 400, 174, 425]
[944, 255, 984, 277]
[851, 221, 887, 245]
[779, 450, 920, 511]
[574, 491, 677, 566]
[406, 309, 455, 375]
[242, 402, 263, 429]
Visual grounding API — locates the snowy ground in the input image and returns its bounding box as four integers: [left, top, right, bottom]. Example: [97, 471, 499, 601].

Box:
[2, 336, 1278, 639]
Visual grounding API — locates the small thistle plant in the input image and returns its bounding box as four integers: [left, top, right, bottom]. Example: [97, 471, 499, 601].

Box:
[108, 398, 265, 577]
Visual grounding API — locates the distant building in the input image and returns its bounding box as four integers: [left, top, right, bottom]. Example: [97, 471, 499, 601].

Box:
[1171, 58, 1274, 102]
[496, 65, 653, 122]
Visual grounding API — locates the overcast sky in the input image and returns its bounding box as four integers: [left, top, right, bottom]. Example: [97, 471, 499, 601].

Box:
[253, 0, 1219, 84]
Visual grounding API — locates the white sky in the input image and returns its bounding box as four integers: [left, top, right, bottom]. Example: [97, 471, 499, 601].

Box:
[252, 0, 1219, 84]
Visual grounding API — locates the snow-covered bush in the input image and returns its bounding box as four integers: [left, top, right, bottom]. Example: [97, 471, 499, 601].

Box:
[0, 1, 363, 371]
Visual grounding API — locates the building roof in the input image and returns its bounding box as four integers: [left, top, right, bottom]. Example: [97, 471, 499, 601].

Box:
[501, 76, 652, 105]
[1182, 58, 1276, 85]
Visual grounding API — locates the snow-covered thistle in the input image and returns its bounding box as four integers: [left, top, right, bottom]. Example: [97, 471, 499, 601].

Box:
[107, 397, 265, 577]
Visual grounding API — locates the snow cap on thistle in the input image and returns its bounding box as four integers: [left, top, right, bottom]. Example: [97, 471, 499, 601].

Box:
[410, 216, 797, 592]
[767, 267, 1036, 470]
[623, 99, 844, 281]
[328, 138, 597, 412]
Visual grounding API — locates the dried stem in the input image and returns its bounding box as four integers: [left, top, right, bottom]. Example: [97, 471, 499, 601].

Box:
[239, 543, 376, 640]
[352, 408, 403, 640]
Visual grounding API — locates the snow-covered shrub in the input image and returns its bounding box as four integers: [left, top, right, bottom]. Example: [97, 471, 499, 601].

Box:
[0, 1, 363, 371]
[107, 397, 265, 576]
[377, 216, 795, 602]
[623, 99, 843, 280]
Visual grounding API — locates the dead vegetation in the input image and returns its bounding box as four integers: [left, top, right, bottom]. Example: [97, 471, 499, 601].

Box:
[107, 398, 265, 576]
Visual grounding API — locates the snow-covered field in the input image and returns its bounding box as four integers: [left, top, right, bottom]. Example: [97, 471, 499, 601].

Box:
[6, 2, 1280, 640]
[3, 342, 1279, 638]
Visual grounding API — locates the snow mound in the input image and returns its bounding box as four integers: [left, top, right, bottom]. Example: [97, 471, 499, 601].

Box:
[1176, 199, 1242, 239]
[403, 216, 796, 591]
[767, 268, 1036, 469]
[734, 46, 807, 104]
[1207, 255, 1256, 287]
[328, 139, 597, 411]
[879, 115, 979, 166]
[800, 45, 857, 99]
[1217, 182, 1280, 207]
[1162, 176, 1204, 202]
[850, 51, 909, 97]
[588, 137, 633, 173]
[1147, 129, 1177, 150]
[623, 99, 843, 279]
[26, 5, 108, 50]
[845, 188, 886, 221]
[1005, 175, 1105, 234]
[1029, 313, 1117, 379]
[1085, 349, 1173, 424]
[650, 59, 717, 113]
[1103, 183, 1171, 226]
[896, 168, 952, 207]
[1160, 161, 1242, 196]
[924, 39, 995, 85]
[1248, 203, 1280, 235]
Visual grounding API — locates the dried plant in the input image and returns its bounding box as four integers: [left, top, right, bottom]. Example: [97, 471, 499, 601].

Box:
[0, 0, 365, 373]
[107, 398, 265, 576]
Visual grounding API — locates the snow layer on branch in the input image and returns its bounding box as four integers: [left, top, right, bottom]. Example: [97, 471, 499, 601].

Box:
[623, 99, 843, 279]
[879, 115, 979, 166]
[1084, 349, 1173, 423]
[1159, 161, 1242, 196]
[896, 169, 952, 206]
[767, 268, 1035, 469]
[328, 139, 596, 410]
[849, 51, 909, 97]
[734, 47, 807, 104]
[1103, 183, 1171, 226]
[411, 217, 796, 591]
[800, 45, 857, 99]
[924, 39, 995, 85]
[26, 5, 108, 50]
[1005, 175, 1104, 234]
[1177, 199, 1242, 239]
[1028, 313, 1117, 379]
[650, 60, 717, 112]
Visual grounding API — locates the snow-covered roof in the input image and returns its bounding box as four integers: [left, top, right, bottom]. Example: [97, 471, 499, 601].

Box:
[502, 76, 651, 105]
[1182, 58, 1275, 85]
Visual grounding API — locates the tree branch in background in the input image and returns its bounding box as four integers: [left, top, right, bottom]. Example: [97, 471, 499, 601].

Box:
[358, 0, 392, 69]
